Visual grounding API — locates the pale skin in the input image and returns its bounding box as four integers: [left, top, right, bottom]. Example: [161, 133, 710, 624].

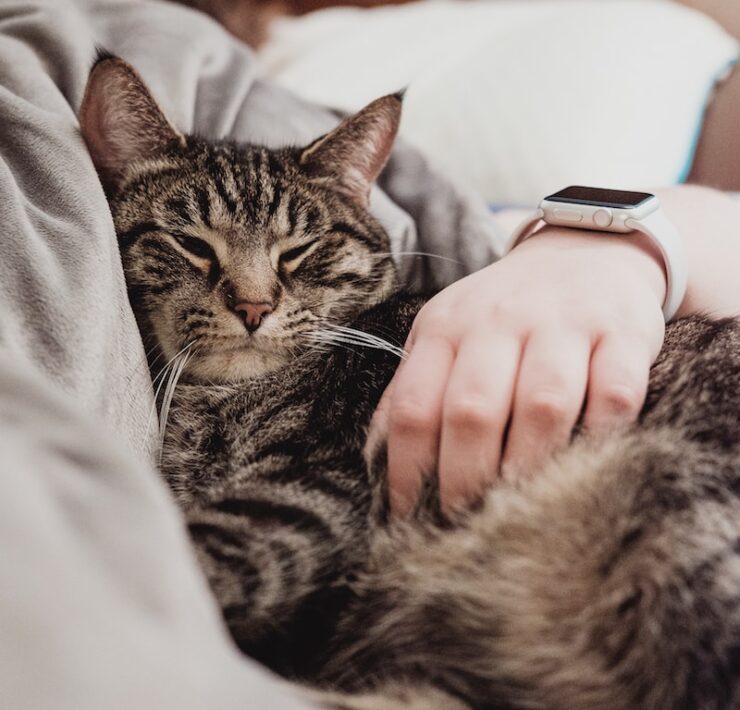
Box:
[368, 186, 740, 516]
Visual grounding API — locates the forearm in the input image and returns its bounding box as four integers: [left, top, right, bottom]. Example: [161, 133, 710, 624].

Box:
[497, 186, 740, 320]
[653, 186, 740, 319]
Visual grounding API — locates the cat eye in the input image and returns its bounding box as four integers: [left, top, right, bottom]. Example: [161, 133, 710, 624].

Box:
[173, 233, 216, 261]
[279, 239, 319, 266]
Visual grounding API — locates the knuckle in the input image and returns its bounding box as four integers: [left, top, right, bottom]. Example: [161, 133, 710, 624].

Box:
[625, 323, 658, 350]
[419, 312, 451, 336]
[487, 297, 523, 327]
[367, 406, 387, 434]
[416, 303, 454, 335]
[373, 391, 391, 416]
[601, 383, 643, 418]
[523, 390, 572, 429]
[445, 398, 499, 434]
[389, 400, 436, 436]
[612, 317, 663, 350]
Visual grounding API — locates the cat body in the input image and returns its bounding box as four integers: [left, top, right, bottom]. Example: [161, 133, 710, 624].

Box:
[163, 301, 740, 709]
[80, 54, 740, 709]
[161, 297, 420, 675]
[326, 315, 740, 709]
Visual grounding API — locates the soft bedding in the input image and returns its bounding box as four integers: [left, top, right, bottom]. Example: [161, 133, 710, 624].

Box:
[0, 0, 502, 707]
[260, 0, 739, 205]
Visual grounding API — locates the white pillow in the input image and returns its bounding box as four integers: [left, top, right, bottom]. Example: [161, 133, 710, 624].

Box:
[259, 0, 738, 205]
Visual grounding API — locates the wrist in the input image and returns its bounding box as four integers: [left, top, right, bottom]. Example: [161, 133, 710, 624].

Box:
[513, 225, 667, 306]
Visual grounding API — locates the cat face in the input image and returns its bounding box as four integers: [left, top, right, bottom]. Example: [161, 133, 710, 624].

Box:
[80, 53, 401, 382]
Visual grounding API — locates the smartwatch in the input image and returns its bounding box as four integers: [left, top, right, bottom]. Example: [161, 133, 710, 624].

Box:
[506, 186, 688, 321]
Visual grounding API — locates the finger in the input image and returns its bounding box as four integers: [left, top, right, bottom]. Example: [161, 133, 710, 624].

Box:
[502, 331, 590, 480]
[583, 333, 651, 434]
[365, 367, 399, 460]
[387, 335, 455, 516]
[438, 334, 520, 513]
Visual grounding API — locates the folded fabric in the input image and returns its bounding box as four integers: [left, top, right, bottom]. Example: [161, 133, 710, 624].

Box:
[0, 351, 311, 710]
[0, 0, 500, 464]
[0, 1, 501, 707]
[260, 0, 739, 204]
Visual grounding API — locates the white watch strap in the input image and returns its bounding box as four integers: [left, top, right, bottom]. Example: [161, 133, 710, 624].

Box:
[504, 205, 687, 322]
[625, 209, 687, 322]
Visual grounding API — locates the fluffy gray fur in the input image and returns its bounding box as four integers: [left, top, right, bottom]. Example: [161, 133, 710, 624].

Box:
[80, 54, 740, 709]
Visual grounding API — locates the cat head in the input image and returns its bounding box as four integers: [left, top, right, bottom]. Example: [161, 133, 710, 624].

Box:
[80, 53, 401, 382]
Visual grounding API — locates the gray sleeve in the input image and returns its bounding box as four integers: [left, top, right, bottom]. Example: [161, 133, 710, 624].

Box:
[0, 354, 313, 710]
[0, 1, 313, 706]
[0, 0, 157, 461]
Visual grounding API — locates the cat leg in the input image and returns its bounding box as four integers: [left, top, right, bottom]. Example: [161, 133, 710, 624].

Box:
[184, 476, 370, 675]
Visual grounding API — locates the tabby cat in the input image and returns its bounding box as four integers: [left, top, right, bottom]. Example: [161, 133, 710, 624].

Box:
[80, 54, 740, 709]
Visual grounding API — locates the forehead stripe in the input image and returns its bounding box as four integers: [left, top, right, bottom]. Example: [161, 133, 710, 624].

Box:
[250, 156, 263, 218]
[305, 206, 321, 233]
[234, 165, 259, 223]
[252, 148, 264, 175]
[205, 153, 239, 216]
[196, 186, 212, 228]
[215, 176, 238, 216]
[267, 151, 283, 178]
[166, 196, 194, 224]
[287, 196, 300, 234]
[267, 183, 283, 219]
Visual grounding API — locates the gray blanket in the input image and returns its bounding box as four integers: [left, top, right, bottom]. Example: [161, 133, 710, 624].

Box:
[0, 0, 501, 706]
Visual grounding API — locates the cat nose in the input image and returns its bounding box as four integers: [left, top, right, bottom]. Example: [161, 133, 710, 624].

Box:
[233, 301, 273, 334]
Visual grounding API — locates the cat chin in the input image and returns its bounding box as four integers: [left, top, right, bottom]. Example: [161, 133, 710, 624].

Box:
[185, 348, 289, 382]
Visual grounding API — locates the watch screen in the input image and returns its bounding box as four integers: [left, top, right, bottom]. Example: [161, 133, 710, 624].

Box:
[546, 186, 654, 209]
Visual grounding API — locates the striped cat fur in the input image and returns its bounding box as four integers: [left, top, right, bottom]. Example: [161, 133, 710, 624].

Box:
[80, 54, 740, 709]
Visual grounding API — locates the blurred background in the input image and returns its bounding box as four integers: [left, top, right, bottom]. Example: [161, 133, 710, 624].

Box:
[179, 0, 740, 206]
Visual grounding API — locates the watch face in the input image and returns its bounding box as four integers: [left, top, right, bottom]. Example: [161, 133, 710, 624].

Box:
[546, 186, 654, 209]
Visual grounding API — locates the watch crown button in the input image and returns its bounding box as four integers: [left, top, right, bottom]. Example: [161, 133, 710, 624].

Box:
[593, 209, 613, 228]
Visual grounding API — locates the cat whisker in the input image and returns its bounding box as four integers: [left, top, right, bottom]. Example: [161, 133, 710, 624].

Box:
[117, 335, 165, 415]
[151, 340, 196, 390]
[370, 250, 464, 266]
[304, 336, 365, 359]
[144, 339, 164, 365]
[327, 325, 409, 359]
[318, 317, 407, 349]
[146, 361, 174, 450]
[297, 288, 387, 314]
[147, 341, 196, 445]
[307, 326, 408, 360]
[158, 348, 193, 460]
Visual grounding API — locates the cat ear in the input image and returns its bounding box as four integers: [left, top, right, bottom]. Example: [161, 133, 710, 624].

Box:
[79, 51, 185, 190]
[299, 93, 403, 208]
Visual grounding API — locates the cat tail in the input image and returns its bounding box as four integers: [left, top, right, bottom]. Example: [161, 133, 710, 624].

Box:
[321, 429, 740, 709]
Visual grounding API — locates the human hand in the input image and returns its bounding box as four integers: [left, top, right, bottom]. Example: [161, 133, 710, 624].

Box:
[368, 227, 667, 516]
